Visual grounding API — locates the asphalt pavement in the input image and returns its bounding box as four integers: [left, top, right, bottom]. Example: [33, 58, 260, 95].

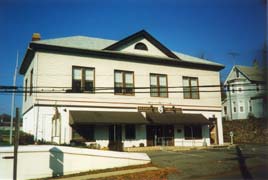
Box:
[147, 144, 268, 180]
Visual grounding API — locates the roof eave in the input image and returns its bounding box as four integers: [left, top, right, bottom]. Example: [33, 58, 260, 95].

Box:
[23, 42, 224, 72]
[19, 48, 35, 75]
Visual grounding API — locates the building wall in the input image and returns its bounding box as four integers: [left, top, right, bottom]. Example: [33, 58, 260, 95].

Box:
[174, 125, 210, 146]
[22, 50, 223, 146]
[223, 68, 265, 120]
[25, 51, 222, 109]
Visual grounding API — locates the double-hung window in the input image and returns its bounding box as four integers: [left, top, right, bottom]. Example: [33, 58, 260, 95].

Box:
[72, 67, 95, 93]
[183, 76, 199, 99]
[114, 70, 134, 95]
[150, 74, 168, 97]
[184, 125, 202, 140]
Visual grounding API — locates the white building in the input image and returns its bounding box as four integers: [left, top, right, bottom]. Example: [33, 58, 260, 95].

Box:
[222, 64, 267, 120]
[20, 30, 224, 148]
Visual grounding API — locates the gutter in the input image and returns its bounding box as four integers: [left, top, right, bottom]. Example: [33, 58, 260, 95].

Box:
[19, 43, 225, 75]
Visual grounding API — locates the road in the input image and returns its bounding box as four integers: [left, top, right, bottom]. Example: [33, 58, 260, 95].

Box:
[147, 144, 268, 179]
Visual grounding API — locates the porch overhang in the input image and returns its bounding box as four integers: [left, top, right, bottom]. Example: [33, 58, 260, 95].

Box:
[146, 112, 212, 125]
[69, 111, 148, 125]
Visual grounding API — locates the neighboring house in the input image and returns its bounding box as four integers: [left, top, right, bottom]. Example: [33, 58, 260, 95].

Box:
[19, 30, 224, 148]
[222, 64, 267, 120]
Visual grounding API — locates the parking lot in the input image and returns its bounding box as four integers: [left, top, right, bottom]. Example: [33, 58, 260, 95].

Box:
[147, 144, 268, 179]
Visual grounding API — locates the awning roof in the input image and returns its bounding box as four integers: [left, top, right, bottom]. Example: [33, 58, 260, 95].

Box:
[69, 111, 148, 125]
[146, 112, 212, 125]
[69, 111, 212, 125]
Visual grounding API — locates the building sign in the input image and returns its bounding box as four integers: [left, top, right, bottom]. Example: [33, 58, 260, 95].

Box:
[137, 106, 182, 113]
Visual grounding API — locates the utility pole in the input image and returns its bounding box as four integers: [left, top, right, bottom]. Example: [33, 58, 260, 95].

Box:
[10, 51, 19, 144]
[13, 108, 20, 180]
[228, 52, 240, 65]
[227, 82, 233, 121]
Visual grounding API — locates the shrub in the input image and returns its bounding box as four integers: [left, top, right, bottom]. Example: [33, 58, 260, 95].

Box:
[139, 143, 145, 147]
[19, 131, 34, 145]
[70, 139, 87, 147]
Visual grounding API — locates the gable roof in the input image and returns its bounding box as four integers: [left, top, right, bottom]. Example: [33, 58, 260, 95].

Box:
[235, 65, 265, 82]
[103, 30, 179, 59]
[19, 30, 224, 74]
[224, 65, 265, 85]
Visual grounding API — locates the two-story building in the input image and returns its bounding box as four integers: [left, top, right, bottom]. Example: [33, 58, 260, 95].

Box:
[222, 63, 266, 120]
[20, 30, 224, 148]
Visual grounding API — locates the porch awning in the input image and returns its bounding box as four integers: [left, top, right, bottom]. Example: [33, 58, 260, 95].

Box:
[69, 111, 148, 125]
[146, 112, 212, 125]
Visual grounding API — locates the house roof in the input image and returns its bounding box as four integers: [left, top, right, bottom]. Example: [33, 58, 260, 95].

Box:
[104, 30, 179, 59]
[19, 30, 224, 74]
[235, 65, 265, 82]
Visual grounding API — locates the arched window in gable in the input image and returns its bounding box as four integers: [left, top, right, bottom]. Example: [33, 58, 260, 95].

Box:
[134, 42, 148, 51]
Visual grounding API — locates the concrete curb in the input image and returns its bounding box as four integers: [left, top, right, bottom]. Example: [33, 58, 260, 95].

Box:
[53, 167, 159, 180]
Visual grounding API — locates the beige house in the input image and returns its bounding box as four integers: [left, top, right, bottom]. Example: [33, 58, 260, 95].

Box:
[20, 30, 224, 148]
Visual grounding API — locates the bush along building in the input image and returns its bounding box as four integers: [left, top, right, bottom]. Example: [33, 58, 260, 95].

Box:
[20, 30, 225, 149]
[222, 62, 267, 121]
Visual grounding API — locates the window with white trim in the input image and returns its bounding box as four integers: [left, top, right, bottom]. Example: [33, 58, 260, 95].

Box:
[72, 67, 95, 93]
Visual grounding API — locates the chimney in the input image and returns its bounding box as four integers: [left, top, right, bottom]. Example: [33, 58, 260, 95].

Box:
[32, 33, 41, 41]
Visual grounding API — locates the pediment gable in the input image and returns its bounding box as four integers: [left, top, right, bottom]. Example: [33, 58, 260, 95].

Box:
[104, 30, 179, 59]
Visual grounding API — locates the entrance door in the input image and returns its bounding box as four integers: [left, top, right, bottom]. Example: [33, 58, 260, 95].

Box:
[109, 125, 122, 142]
[108, 125, 123, 151]
[146, 125, 174, 146]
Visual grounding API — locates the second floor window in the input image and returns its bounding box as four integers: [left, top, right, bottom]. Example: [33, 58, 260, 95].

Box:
[114, 70, 134, 95]
[150, 74, 168, 97]
[72, 67, 94, 93]
[183, 77, 199, 99]
[30, 69, 33, 96]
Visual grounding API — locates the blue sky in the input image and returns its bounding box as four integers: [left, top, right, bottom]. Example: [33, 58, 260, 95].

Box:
[0, 0, 266, 114]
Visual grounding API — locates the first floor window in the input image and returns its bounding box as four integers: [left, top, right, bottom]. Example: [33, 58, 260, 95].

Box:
[52, 118, 60, 137]
[239, 100, 244, 113]
[114, 70, 134, 95]
[233, 101, 236, 113]
[184, 125, 202, 140]
[183, 76, 199, 99]
[248, 100, 252, 112]
[125, 125, 136, 140]
[72, 67, 94, 93]
[150, 73, 168, 97]
[224, 106, 227, 115]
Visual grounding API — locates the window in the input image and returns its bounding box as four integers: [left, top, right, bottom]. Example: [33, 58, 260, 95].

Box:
[134, 42, 148, 51]
[183, 77, 199, 99]
[24, 79, 28, 101]
[256, 84, 260, 92]
[30, 69, 33, 96]
[233, 101, 236, 113]
[52, 118, 60, 137]
[150, 74, 168, 97]
[231, 85, 235, 93]
[224, 106, 227, 115]
[239, 100, 244, 113]
[184, 125, 202, 140]
[114, 70, 134, 95]
[248, 100, 252, 112]
[125, 125, 136, 140]
[72, 67, 95, 93]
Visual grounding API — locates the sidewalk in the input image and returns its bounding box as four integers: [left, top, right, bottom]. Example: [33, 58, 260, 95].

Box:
[52, 167, 159, 180]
